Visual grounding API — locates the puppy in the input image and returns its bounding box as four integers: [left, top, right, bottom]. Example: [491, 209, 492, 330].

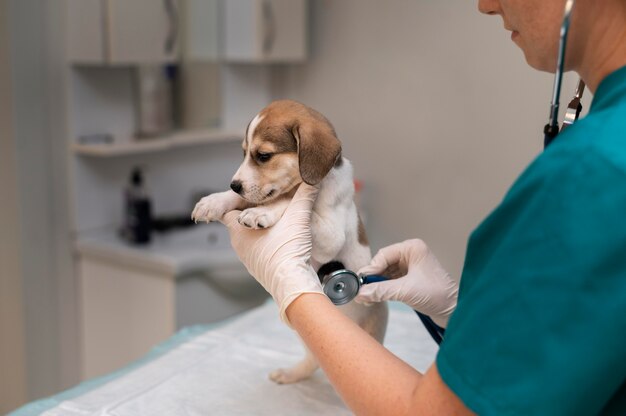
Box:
[192, 100, 388, 384]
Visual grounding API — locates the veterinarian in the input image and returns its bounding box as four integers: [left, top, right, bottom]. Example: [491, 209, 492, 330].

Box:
[220, 0, 626, 414]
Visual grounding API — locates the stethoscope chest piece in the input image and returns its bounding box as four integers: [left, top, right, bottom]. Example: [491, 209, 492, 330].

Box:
[318, 264, 446, 345]
[322, 269, 361, 306]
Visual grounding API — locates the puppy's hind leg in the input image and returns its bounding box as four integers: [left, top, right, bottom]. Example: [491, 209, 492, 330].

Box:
[269, 345, 319, 384]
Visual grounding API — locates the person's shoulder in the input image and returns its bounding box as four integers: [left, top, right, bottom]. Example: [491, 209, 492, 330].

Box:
[496, 118, 626, 224]
[550, 100, 626, 175]
[528, 106, 626, 184]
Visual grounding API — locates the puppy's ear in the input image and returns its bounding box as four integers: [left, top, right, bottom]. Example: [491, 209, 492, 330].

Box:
[292, 120, 342, 185]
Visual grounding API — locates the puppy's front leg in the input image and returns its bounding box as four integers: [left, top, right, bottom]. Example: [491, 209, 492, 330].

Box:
[191, 190, 250, 223]
[237, 197, 290, 229]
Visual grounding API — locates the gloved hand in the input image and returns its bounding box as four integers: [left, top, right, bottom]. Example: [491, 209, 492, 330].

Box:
[220, 183, 324, 326]
[355, 239, 458, 328]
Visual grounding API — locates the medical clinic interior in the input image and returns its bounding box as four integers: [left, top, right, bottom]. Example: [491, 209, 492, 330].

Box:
[1, 0, 593, 414]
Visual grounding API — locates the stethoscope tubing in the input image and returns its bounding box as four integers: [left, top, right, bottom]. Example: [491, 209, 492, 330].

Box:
[548, 0, 576, 128]
[545, 0, 583, 147]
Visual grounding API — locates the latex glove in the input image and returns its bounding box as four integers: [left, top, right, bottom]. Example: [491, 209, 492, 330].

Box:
[220, 183, 323, 326]
[355, 239, 458, 328]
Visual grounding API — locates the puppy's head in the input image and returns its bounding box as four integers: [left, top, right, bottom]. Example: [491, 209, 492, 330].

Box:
[230, 100, 341, 203]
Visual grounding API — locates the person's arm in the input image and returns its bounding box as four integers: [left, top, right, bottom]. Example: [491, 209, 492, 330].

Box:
[287, 293, 473, 416]
[218, 184, 471, 414]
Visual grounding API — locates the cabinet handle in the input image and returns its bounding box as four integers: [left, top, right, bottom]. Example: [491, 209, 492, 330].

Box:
[164, 0, 179, 55]
[262, 0, 276, 56]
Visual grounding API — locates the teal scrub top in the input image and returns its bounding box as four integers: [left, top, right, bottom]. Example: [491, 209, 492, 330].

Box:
[437, 66, 626, 415]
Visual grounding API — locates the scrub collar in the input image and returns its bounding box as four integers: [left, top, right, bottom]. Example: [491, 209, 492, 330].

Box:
[590, 65, 626, 113]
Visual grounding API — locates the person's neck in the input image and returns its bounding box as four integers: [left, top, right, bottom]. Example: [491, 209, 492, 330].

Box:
[576, 4, 626, 93]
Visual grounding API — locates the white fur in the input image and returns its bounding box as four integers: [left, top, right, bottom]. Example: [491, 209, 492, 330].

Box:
[247, 113, 264, 144]
[231, 114, 266, 199]
[191, 190, 247, 223]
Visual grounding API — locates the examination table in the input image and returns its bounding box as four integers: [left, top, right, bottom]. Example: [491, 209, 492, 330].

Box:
[10, 301, 438, 415]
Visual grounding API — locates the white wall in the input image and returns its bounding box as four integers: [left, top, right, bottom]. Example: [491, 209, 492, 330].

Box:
[0, 0, 28, 411]
[6, 0, 78, 402]
[272, 0, 577, 277]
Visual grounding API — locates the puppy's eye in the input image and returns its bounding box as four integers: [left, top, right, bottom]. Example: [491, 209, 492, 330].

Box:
[257, 153, 273, 163]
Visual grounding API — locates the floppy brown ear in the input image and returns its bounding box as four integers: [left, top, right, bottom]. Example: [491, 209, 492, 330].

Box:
[292, 119, 342, 185]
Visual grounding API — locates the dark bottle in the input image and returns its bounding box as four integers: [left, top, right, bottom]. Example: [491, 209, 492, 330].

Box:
[124, 168, 152, 245]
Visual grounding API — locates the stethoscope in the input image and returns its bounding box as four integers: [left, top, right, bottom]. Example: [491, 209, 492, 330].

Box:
[319, 267, 445, 345]
[544, 0, 585, 148]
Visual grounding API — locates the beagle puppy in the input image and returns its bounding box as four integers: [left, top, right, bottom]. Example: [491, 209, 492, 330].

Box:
[192, 100, 388, 384]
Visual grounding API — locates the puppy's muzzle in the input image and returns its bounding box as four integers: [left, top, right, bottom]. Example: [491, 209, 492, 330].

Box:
[230, 180, 243, 195]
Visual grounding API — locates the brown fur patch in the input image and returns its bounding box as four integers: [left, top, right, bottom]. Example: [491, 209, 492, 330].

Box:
[260, 126, 298, 154]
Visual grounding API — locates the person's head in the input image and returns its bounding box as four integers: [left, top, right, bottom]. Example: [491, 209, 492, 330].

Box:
[478, 0, 626, 87]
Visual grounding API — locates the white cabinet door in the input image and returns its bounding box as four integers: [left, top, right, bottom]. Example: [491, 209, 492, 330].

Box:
[79, 255, 175, 379]
[185, 0, 220, 61]
[66, 0, 106, 63]
[107, 0, 180, 64]
[66, 0, 180, 64]
[262, 0, 307, 62]
[223, 0, 307, 63]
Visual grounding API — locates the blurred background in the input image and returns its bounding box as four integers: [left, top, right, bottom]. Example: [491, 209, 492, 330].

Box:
[0, 0, 588, 412]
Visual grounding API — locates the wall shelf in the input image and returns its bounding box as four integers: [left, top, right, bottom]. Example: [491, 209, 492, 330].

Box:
[71, 128, 242, 157]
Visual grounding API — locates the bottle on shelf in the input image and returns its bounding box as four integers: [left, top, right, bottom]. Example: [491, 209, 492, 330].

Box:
[122, 167, 153, 245]
[135, 65, 175, 138]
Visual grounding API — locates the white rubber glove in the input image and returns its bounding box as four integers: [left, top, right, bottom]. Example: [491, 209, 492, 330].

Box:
[219, 183, 323, 326]
[355, 239, 458, 328]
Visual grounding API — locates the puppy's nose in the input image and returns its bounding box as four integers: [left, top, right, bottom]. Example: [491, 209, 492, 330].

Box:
[230, 180, 243, 195]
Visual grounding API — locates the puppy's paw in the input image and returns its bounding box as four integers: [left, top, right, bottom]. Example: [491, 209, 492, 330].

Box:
[237, 207, 279, 229]
[191, 193, 232, 223]
[268, 368, 311, 385]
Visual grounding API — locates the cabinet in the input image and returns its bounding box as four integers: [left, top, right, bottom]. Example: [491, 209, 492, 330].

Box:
[74, 226, 264, 379]
[67, 0, 180, 64]
[78, 254, 175, 379]
[67, 0, 308, 65]
[223, 0, 307, 63]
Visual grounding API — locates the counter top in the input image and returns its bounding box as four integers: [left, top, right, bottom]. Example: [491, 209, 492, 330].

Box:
[75, 224, 244, 277]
